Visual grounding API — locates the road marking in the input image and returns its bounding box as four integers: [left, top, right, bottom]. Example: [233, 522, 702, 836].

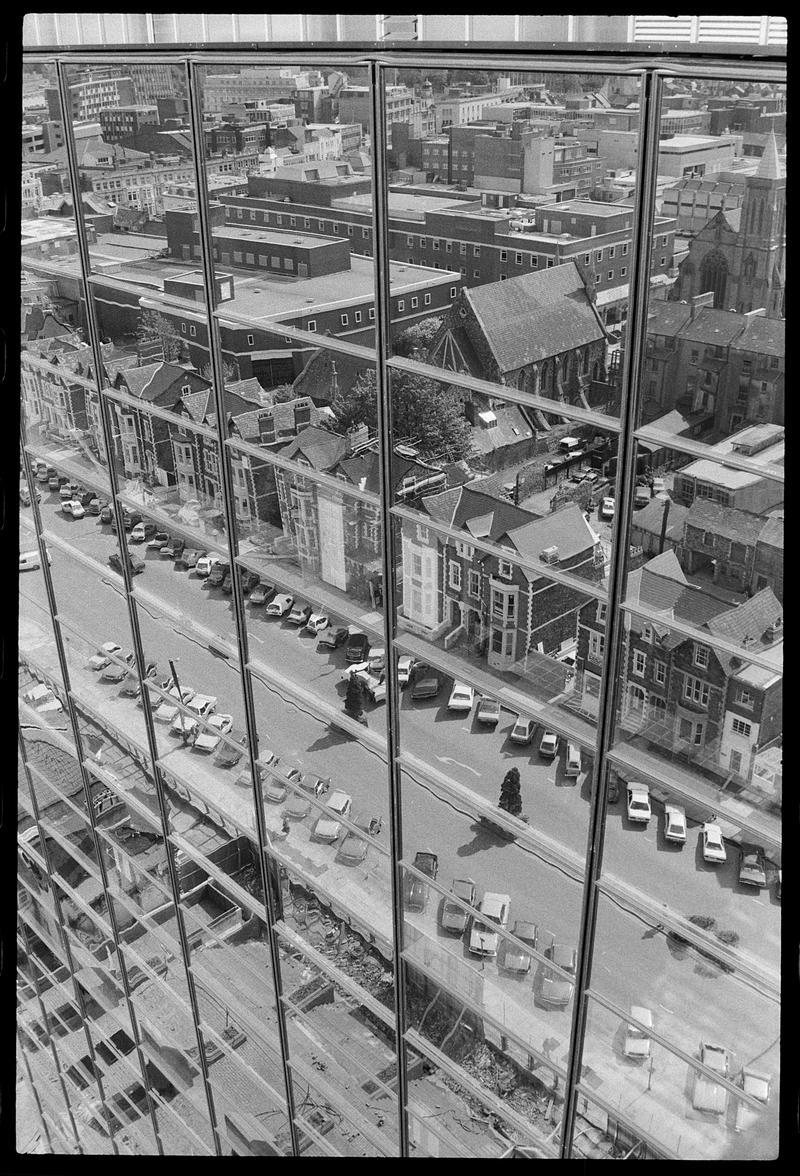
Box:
[659, 1004, 676, 1015]
[435, 756, 481, 778]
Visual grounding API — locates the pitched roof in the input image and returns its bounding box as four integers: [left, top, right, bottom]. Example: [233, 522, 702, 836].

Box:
[504, 503, 596, 577]
[754, 130, 783, 180]
[463, 261, 605, 373]
[676, 306, 747, 347]
[292, 344, 372, 406]
[728, 314, 784, 357]
[421, 481, 532, 539]
[705, 587, 782, 648]
[646, 300, 694, 337]
[279, 425, 348, 470]
[229, 408, 263, 440]
[685, 499, 765, 545]
[630, 497, 688, 539]
[118, 361, 209, 404]
[178, 390, 212, 424]
[467, 403, 535, 458]
[226, 376, 268, 404]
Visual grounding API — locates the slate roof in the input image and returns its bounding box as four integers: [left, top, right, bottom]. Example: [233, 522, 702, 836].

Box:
[705, 587, 781, 648]
[755, 130, 783, 180]
[179, 390, 212, 424]
[467, 403, 535, 459]
[646, 300, 694, 337]
[462, 260, 606, 374]
[118, 362, 210, 404]
[226, 376, 269, 404]
[291, 343, 373, 406]
[279, 425, 348, 471]
[684, 499, 765, 546]
[229, 408, 263, 440]
[756, 515, 783, 550]
[630, 497, 688, 539]
[677, 307, 749, 347]
[729, 314, 784, 357]
[421, 481, 533, 538]
[504, 503, 596, 578]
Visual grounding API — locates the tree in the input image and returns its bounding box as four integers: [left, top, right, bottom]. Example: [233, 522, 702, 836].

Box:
[344, 676, 365, 720]
[199, 358, 239, 384]
[394, 316, 442, 360]
[135, 310, 184, 362]
[498, 768, 522, 818]
[333, 369, 473, 464]
[270, 383, 296, 404]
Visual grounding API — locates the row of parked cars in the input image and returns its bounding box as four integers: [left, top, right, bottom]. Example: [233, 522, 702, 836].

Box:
[404, 852, 577, 1004]
[625, 783, 773, 890]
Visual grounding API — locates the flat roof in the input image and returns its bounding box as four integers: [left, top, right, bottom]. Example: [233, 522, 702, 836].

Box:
[212, 225, 339, 250]
[332, 191, 470, 217]
[680, 456, 783, 489]
[659, 135, 735, 151]
[538, 199, 632, 217]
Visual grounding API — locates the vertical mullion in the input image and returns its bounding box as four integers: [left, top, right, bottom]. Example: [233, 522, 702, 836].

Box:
[368, 59, 411, 1160]
[16, 1025, 55, 1154]
[185, 57, 301, 1156]
[559, 67, 663, 1158]
[54, 58, 224, 1157]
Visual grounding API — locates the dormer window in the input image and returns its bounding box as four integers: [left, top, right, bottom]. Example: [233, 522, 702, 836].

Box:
[694, 643, 709, 669]
[498, 559, 513, 580]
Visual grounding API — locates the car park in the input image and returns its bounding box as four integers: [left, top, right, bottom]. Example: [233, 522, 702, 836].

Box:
[249, 581, 275, 606]
[288, 602, 312, 626]
[345, 629, 370, 663]
[702, 823, 727, 864]
[538, 730, 559, 758]
[448, 683, 475, 712]
[19, 549, 51, 572]
[130, 521, 157, 543]
[108, 551, 145, 575]
[623, 1007, 654, 1059]
[664, 804, 687, 844]
[404, 851, 439, 912]
[738, 845, 767, 887]
[599, 497, 615, 521]
[397, 655, 415, 688]
[192, 714, 233, 754]
[510, 715, 536, 745]
[499, 920, 538, 974]
[338, 815, 371, 864]
[468, 892, 510, 958]
[564, 743, 582, 778]
[626, 783, 651, 823]
[62, 499, 85, 518]
[476, 697, 501, 725]
[317, 625, 348, 648]
[540, 943, 577, 1006]
[440, 878, 477, 935]
[312, 790, 353, 842]
[410, 664, 442, 700]
[266, 593, 294, 617]
[305, 611, 329, 634]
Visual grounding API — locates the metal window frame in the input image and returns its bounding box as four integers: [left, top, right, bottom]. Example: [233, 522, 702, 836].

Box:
[20, 44, 784, 1160]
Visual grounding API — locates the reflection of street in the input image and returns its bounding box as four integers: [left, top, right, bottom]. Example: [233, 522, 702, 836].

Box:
[19, 503, 780, 1158]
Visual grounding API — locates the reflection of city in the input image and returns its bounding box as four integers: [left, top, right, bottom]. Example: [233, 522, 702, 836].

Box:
[19, 45, 783, 1162]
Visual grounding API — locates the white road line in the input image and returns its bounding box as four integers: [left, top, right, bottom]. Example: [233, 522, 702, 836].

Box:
[435, 755, 481, 778]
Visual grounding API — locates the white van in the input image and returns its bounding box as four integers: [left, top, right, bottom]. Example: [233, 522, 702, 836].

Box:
[564, 743, 582, 778]
[559, 436, 581, 454]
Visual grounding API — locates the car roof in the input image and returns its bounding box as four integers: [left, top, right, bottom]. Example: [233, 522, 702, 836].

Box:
[480, 892, 509, 915]
[628, 782, 649, 795]
[512, 919, 537, 938]
[551, 943, 576, 965]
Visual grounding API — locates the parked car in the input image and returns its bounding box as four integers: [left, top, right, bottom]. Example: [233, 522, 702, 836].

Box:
[564, 743, 582, 778]
[599, 497, 615, 521]
[404, 851, 439, 913]
[410, 664, 442, 700]
[626, 783, 652, 823]
[19, 486, 41, 506]
[286, 769, 331, 796]
[447, 683, 475, 712]
[288, 601, 313, 626]
[538, 730, 559, 758]
[702, 822, 727, 864]
[510, 714, 536, 745]
[285, 790, 313, 822]
[266, 593, 294, 617]
[397, 655, 415, 689]
[440, 878, 477, 935]
[623, 1007, 654, 1059]
[130, 521, 157, 543]
[99, 504, 114, 524]
[153, 686, 195, 724]
[234, 751, 280, 790]
[317, 625, 348, 648]
[213, 731, 248, 769]
[651, 477, 666, 496]
[221, 570, 234, 594]
[119, 662, 159, 697]
[196, 553, 222, 578]
[19, 549, 51, 572]
[62, 499, 85, 519]
[692, 1043, 730, 1115]
[100, 651, 136, 683]
[176, 548, 204, 570]
[476, 696, 501, 725]
[87, 641, 122, 671]
[263, 773, 288, 804]
[738, 845, 767, 888]
[208, 560, 229, 587]
[468, 892, 511, 958]
[664, 804, 687, 844]
[735, 1068, 772, 1133]
[59, 482, 77, 501]
[161, 537, 185, 560]
[346, 629, 371, 663]
[633, 485, 651, 509]
[240, 570, 260, 594]
[306, 612, 329, 635]
[88, 496, 104, 515]
[338, 815, 371, 864]
[192, 714, 233, 754]
[312, 790, 353, 842]
[540, 943, 577, 1006]
[499, 920, 538, 975]
[249, 581, 275, 606]
[108, 551, 145, 575]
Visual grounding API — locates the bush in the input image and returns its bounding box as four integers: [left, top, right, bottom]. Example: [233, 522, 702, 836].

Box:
[688, 914, 717, 932]
[715, 929, 740, 947]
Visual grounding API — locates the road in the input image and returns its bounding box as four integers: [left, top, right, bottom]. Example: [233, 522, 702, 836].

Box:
[19, 500, 780, 1158]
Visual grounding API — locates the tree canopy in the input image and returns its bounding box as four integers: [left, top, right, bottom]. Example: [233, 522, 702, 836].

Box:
[135, 310, 184, 363]
[332, 368, 472, 464]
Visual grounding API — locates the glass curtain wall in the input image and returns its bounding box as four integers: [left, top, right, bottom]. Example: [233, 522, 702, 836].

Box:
[19, 45, 783, 1160]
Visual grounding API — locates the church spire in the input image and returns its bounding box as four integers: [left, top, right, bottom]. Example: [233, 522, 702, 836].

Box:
[754, 130, 782, 181]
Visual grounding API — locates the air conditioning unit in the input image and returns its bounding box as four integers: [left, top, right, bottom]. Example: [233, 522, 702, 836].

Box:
[540, 545, 559, 564]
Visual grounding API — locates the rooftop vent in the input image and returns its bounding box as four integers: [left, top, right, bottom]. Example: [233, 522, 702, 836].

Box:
[540, 545, 559, 564]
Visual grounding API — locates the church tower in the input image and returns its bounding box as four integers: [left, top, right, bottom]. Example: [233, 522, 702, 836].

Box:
[735, 131, 785, 316]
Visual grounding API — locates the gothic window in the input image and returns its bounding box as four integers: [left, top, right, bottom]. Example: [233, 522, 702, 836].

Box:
[743, 253, 756, 282]
[699, 251, 729, 310]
